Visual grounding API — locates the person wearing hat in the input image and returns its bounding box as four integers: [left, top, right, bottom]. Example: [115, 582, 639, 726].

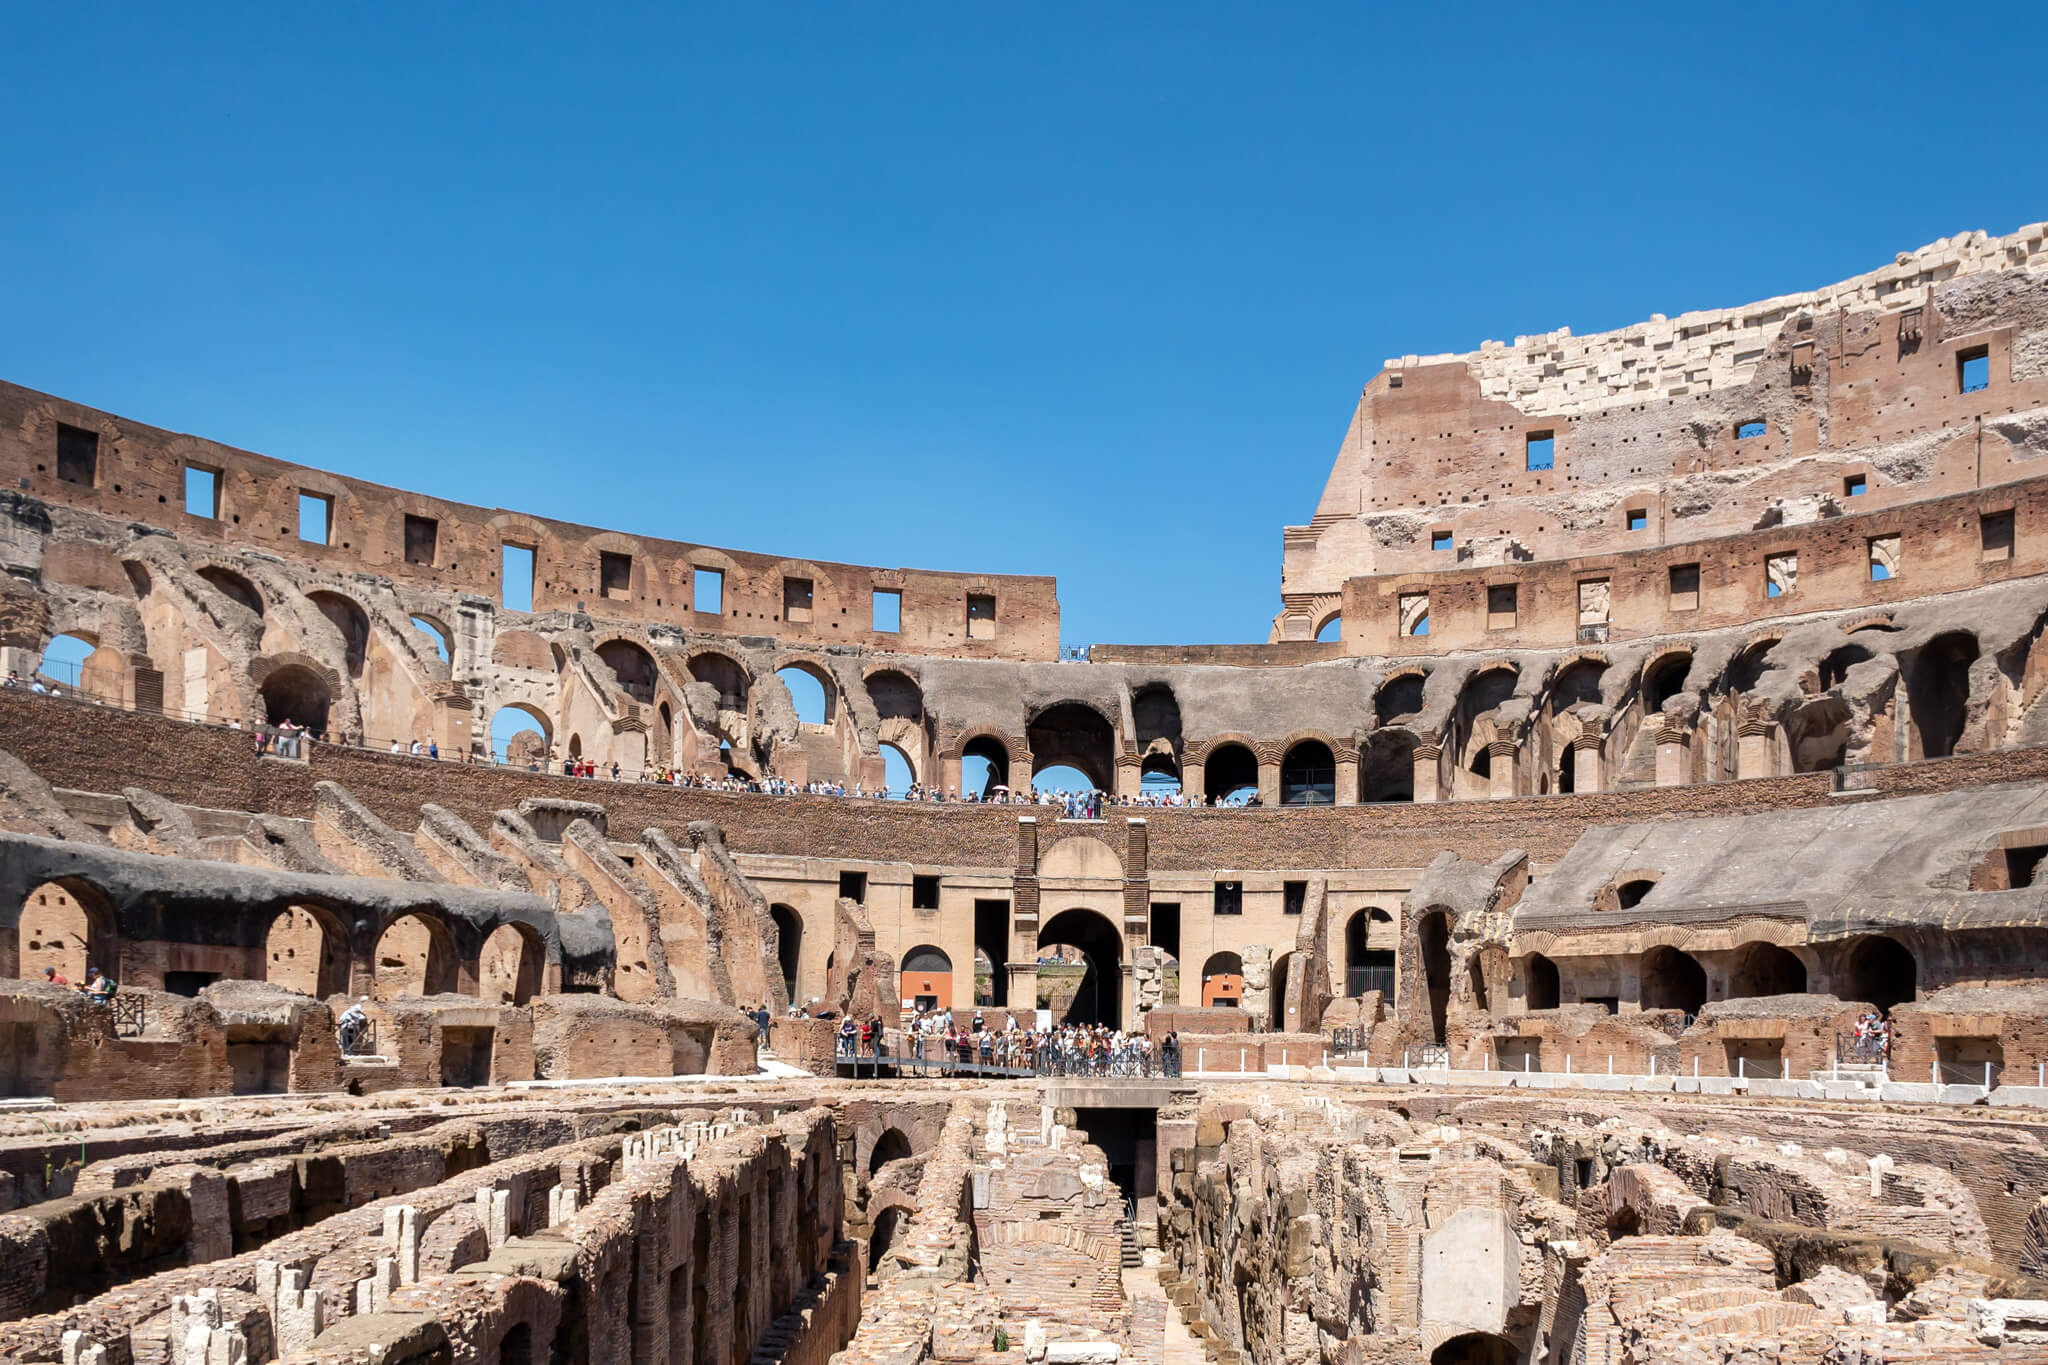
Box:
[42, 965, 69, 987]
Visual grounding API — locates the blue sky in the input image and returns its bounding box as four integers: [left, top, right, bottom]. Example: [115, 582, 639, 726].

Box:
[3, 4, 2043, 647]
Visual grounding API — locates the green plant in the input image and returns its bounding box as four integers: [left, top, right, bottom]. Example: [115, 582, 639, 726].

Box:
[993, 1328, 1010, 1352]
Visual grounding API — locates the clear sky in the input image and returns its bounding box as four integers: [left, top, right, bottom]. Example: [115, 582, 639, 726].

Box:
[3, 3, 2043, 647]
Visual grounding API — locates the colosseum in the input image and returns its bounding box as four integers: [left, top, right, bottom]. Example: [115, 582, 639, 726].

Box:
[0, 224, 2047, 1363]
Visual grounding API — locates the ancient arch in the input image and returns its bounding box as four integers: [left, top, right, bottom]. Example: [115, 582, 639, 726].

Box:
[264, 904, 350, 999]
[1786, 697, 1852, 772]
[1203, 743, 1259, 805]
[959, 732, 1010, 799]
[1280, 739, 1336, 805]
[770, 904, 803, 1002]
[687, 651, 751, 709]
[1641, 649, 1693, 713]
[374, 911, 459, 999]
[1838, 934, 1917, 1013]
[1358, 730, 1417, 802]
[1431, 1333, 1516, 1365]
[1132, 683, 1183, 766]
[490, 703, 553, 763]
[1344, 908, 1396, 998]
[1524, 952, 1560, 1010]
[900, 944, 953, 1011]
[1417, 910, 1452, 1044]
[1640, 945, 1706, 1014]
[1376, 670, 1427, 725]
[867, 669, 924, 721]
[307, 590, 371, 677]
[1729, 941, 1806, 998]
[1270, 951, 1294, 1029]
[410, 614, 453, 663]
[1200, 951, 1243, 1008]
[197, 565, 265, 617]
[595, 639, 660, 705]
[1907, 631, 1979, 759]
[1550, 656, 1608, 712]
[775, 661, 837, 725]
[17, 878, 116, 984]
[1027, 702, 1118, 791]
[869, 1127, 913, 1175]
[1038, 908, 1123, 1026]
[258, 662, 333, 733]
[479, 922, 543, 1005]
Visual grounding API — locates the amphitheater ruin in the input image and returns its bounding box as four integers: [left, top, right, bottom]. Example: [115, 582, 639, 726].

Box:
[1, 223, 2048, 1361]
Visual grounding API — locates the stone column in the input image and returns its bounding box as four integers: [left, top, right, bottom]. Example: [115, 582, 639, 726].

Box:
[1257, 755, 1281, 807]
[1571, 738, 1603, 794]
[1182, 757, 1207, 804]
[1333, 748, 1359, 806]
[1737, 723, 1776, 781]
[1655, 725, 1691, 787]
[1411, 742, 1443, 803]
[1116, 754, 1142, 800]
[1487, 740, 1519, 800]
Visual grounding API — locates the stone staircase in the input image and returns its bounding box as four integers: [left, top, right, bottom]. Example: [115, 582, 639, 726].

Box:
[1154, 1263, 1241, 1365]
[1809, 1061, 1886, 1090]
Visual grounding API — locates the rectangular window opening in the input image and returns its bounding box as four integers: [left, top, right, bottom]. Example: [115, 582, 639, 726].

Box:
[1669, 563, 1701, 612]
[693, 567, 724, 616]
[1959, 345, 1990, 394]
[1868, 534, 1899, 583]
[966, 592, 997, 641]
[872, 588, 901, 633]
[501, 543, 535, 611]
[1626, 509, 1648, 532]
[600, 551, 632, 601]
[1736, 419, 1767, 440]
[55, 423, 97, 486]
[1524, 431, 1555, 471]
[184, 466, 218, 519]
[783, 576, 814, 622]
[912, 874, 940, 910]
[1430, 530, 1452, 551]
[1982, 510, 2015, 562]
[1844, 474, 1867, 497]
[404, 514, 438, 566]
[1399, 591, 1430, 638]
[298, 493, 331, 545]
[1486, 583, 1518, 630]
[1150, 902, 1181, 960]
[838, 871, 867, 904]
[1213, 880, 1242, 916]
[1765, 552, 1797, 599]
[1282, 880, 1307, 915]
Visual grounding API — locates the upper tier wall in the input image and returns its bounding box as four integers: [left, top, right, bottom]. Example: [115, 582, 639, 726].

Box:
[0, 379, 1060, 661]
[1278, 223, 2048, 638]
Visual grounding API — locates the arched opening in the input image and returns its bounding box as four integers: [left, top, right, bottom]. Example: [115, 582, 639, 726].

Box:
[899, 944, 954, 1013]
[34, 633, 98, 691]
[1314, 613, 1342, 642]
[18, 879, 116, 985]
[961, 735, 1009, 800]
[1468, 956, 1490, 1012]
[1556, 749, 1576, 794]
[1270, 951, 1293, 1030]
[1729, 941, 1806, 998]
[498, 1324, 534, 1365]
[264, 904, 348, 998]
[1726, 638, 1778, 694]
[1787, 698, 1852, 773]
[1907, 631, 1980, 759]
[1139, 754, 1182, 796]
[1458, 667, 1519, 783]
[1132, 683, 1182, 754]
[1550, 658, 1608, 712]
[1839, 935, 1917, 1013]
[260, 665, 332, 733]
[1375, 672, 1426, 725]
[1430, 1333, 1516, 1365]
[1344, 909, 1396, 998]
[1203, 744, 1259, 806]
[775, 664, 834, 726]
[1038, 909, 1123, 1026]
[1199, 951, 1243, 1008]
[1642, 651, 1693, 713]
[1524, 952, 1560, 1010]
[869, 1205, 903, 1273]
[198, 566, 264, 617]
[688, 652, 750, 710]
[1614, 879, 1654, 910]
[1418, 911, 1451, 1045]
[1608, 1204, 1642, 1240]
[490, 705, 551, 765]
[1640, 946, 1706, 1015]
[307, 591, 371, 677]
[1033, 764, 1095, 795]
[974, 947, 998, 1006]
[596, 640, 659, 705]
[1819, 643, 1872, 692]
[866, 669, 923, 720]
[373, 911, 458, 999]
[870, 1127, 913, 1175]
[880, 742, 917, 795]
[1279, 740, 1335, 806]
[410, 616, 451, 663]
[478, 922, 542, 1005]
[1358, 730, 1417, 803]
[567, 734, 583, 761]
[770, 905, 802, 1002]
[657, 702, 674, 762]
[1026, 703, 1117, 793]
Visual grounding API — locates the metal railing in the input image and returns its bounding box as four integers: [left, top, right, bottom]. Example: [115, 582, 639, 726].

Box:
[110, 994, 145, 1038]
[1837, 1031, 1891, 1065]
[1345, 966, 1396, 998]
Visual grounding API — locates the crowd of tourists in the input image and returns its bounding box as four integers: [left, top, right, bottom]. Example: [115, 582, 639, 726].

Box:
[1850, 1010, 1893, 1060]
[890, 1007, 1184, 1076]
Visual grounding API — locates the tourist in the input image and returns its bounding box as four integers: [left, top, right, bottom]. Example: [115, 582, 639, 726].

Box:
[338, 999, 369, 1055]
[82, 967, 114, 1004]
[42, 965, 68, 987]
